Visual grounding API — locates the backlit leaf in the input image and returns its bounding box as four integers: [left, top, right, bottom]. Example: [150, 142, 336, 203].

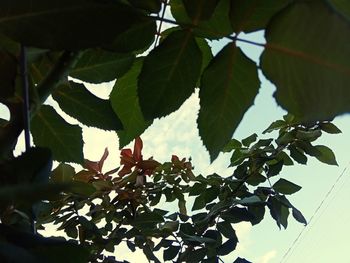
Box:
[314, 145, 338, 165]
[31, 105, 84, 163]
[273, 178, 301, 195]
[70, 49, 134, 83]
[230, 0, 291, 33]
[198, 42, 260, 161]
[52, 82, 123, 131]
[138, 30, 202, 120]
[261, 1, 350, 122]
[111, 59, 152, 147]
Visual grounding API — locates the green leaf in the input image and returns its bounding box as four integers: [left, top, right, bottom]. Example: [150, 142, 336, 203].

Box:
[263, 120, 287, 134]
[217, 222, 237, 239]
[111, 59, 152, 147]
[267, 196, 289, 229]
[217, 238, 238, 256]
[295, 140, 321, 157]
[273, 178, 301, 195]
[171, 0, 233, 39]
[261, 1, 350, 122]
[242, 133, 258, 147]
[104, 19, 157, 54]
[0, 50, 16, 102]
[0, 0, 148, 50]
[295, 129, 321, 142]
[292, 207, 307, 226]
[230, 0, 291, 33]
[267, 160, 284, 177]
[314, 145, 338, 165]
[222, 139, 241, 153]
[51, 163, 75, 183]
[163, 245, 181, 261]
[320, 122, 342, 134]
[289, 145, 307, 165]
[192, 195, 206, 211]
[52, 82, 123, 131]
[69, 49, 134, 83]
[198, 42, 260, 161]
[183, 0, 220, 20]
[132, 211, 165, 227]
[69, 181, 95, 196]
[221, 207, 255, 224]
[31, 105, 84, 164]
[138, 30, 202, 120]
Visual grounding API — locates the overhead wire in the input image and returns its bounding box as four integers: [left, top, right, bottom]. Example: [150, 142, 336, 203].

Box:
[280, 161, 350, 263]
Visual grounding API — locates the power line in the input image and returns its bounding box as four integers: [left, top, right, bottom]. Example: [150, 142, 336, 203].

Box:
[280, 161, 350, 263]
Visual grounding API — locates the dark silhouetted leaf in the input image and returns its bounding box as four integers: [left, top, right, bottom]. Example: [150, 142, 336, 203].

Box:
[292, 207, 307, 225]
[233, 258, 252, 263]
[320, 122, 342, 134]
[183, 0, 219, 20]
[263, 120, 287, 134]
[163, 245, 181, 261]
[0, 51, 16, 102]
[217, 238, 238, 256]
[267, 160, 284, 177]
[171, 0, 233, 39]
[289, 145, 307, 165]
[138, 30, 202, 120]
[51, 163, 75, 183]
[267, 196, 289, 229]
[0, 0, 148, 50]
[70, 49, 134, 83]
[261, 1, 350, 122]
[198, 42, 260, 161]
[230, 0, 291, 33]
[105, 19, 157, 54]
[52, 82, 123, 131]
[242, 134, 258, 147]
[217, 222, 237, 239]
[31, 105, 83, 163]
[273, 178, 301, 195]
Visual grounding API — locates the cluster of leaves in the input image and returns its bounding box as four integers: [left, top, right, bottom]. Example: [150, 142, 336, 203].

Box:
[33, 116, 340, 262]
[0, 0, 348, 262]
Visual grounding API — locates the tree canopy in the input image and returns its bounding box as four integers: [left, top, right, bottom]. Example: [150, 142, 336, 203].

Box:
[0, 0, 348, 262]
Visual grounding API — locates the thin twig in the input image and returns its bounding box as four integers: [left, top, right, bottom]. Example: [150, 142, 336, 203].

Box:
[154, 0, 169, 48]
[150, 15, 266, 48]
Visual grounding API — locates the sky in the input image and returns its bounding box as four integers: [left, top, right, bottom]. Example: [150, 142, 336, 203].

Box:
[1, 26, 350, 263]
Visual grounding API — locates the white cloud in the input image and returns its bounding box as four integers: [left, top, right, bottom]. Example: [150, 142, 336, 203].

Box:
[256, 250, 278, 263]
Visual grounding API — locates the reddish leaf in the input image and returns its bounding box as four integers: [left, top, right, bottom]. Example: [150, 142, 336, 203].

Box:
[133, 137, 143, 162]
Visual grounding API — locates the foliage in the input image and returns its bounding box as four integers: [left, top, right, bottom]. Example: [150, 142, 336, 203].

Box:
[0, 0, 347, 262]
[36, 117, 338, 262]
